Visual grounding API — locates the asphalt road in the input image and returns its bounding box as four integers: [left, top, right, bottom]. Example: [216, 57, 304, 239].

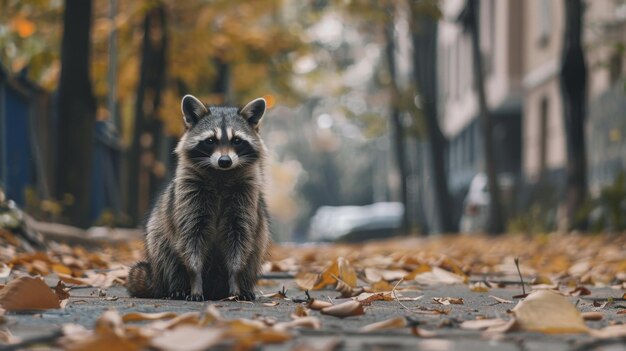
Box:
[2, 274, 625, 351]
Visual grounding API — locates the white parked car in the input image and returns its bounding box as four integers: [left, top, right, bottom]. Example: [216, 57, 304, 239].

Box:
[308, 202, 404, 242]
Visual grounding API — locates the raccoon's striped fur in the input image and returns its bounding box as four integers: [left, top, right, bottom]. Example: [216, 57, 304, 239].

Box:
[127, 95, 270, 301]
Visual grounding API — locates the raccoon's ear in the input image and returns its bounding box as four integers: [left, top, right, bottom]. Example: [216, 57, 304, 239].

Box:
[239, 98, 266, 129]
[181, 94, 208, 128]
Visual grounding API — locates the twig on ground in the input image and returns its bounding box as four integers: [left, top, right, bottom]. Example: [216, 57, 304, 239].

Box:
[391, 278, 410, 311]
[514, 258, 526, 296]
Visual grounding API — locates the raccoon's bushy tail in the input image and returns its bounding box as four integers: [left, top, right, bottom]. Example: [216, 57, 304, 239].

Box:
[127, 261, 154, 298]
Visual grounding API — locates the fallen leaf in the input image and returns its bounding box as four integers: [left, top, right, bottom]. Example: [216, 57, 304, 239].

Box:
[359, 317, 407, 332]
[589, 324, 626, 339]
[51, 263, 73, 276]
[54, 280, 71, 300]
[397, 295, 424, 302]
[296, 257, 357, 291]
[511, 290, 589, 334]
[0, 264, 10, 279]
[122, 311, 178, 323]
[568, 286, 591, 296]
[291, 305, 309, 318]
[335, 278, 363, 298]
[274, 316, 321, 330]
[415, 306, 450, 315]
[148, 312, 201, 331]
[294, 273, 318, 291]
[530, 275, 553, 285]
[0, 328, 20, 344]
[581, 311, 603, 321]
[489, 295, 513, 304]
[306, 299, 333, 310]
[150, 326, 222, 351]
[433, 297, 463, 305]
[263, 301, 279, 307]
[337, 257, 357, 288]
[0, 276, 60, 311]
[414, 267, 465, 285]
[460, 318, 509, 330]
[320, 300, 364, 318]
[411, 326, 437, 338]
[261, 288, 288, 299]
[368, 280, 394, 292]
[355, 292, 394, 304]
[364, 268, 407, 283]
[469, 282, 490, 292]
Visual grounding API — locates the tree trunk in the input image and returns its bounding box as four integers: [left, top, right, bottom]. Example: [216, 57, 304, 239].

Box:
[128, 4, 167, 224]
[465, 0, 505, 234]
[384, 19, 410, 235]
[56, 0, 96, 228]
[559, 0, 587, 231]
[410, 3, 456, 234]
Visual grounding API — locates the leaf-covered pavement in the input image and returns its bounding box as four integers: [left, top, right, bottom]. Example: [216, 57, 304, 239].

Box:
[0, 231, 625, 350]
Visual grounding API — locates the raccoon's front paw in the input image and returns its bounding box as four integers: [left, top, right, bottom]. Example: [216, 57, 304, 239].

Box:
[237, 291, 256, 301]
[186, 293, 205, 302]
[170, 290, 188, 300]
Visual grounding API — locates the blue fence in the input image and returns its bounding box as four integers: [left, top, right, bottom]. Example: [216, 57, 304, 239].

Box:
[0, 63, 122, 223]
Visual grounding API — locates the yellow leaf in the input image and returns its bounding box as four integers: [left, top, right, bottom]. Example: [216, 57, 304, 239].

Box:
[12, 17, 36, 38]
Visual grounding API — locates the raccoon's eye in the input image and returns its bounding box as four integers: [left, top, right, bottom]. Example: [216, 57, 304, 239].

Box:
[232, 137, 242, 145]
[205, 137, 216, 145]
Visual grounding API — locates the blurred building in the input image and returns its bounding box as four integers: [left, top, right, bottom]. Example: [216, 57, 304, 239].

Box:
[435, 0, 626, 228]
[437, 0, 524, 222]
[522, 0, 626, 197]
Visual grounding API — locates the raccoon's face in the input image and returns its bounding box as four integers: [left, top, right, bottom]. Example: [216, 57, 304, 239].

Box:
[176, 95, 267, 171]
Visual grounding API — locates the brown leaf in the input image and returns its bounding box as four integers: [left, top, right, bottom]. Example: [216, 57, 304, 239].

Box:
[355, 292, 395, 305]
[0, 276, 60, 311]
[320, 300, 364, 318]
[54, 280, 71, 300]
[581, 312, 603, 321]
[151, 326, 223, 351]
[359, 317, 407, 332]
[291, 305, 310, 318]
[568, 286, 591, 296]
[368, 280, 395, 292]
[511, 290, 589, 334]
[296, 257, 357, 291]
[122, 311, 178, 323]
[294, 273, 318, 291]
[263, 301, 279, 307]
[432, 297, 464, 305]
[335, 278, 363, 298]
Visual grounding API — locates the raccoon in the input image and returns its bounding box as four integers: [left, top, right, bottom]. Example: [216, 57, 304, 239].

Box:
[127, 95, 271, 301]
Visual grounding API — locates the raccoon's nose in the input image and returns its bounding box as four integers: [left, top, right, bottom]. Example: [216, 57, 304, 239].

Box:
[218, 156, 232, 168]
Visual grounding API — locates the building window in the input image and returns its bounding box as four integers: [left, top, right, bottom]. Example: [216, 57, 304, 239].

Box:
[538, 0, 552, 47]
